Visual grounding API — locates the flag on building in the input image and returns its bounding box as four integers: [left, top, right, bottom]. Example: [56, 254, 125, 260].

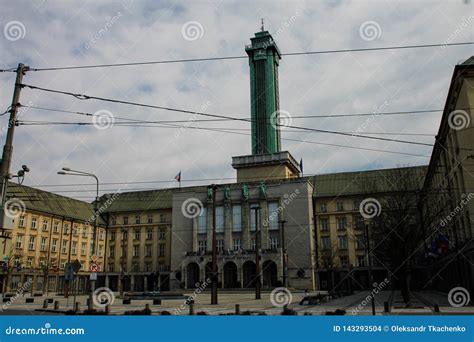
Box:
[175, 171, 181, 187]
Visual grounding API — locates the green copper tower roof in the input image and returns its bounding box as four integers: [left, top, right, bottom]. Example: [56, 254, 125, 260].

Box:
[246, 30, 282, 155]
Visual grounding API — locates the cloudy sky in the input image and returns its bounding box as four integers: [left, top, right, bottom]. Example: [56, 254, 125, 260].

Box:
[0, 0, 473, 201]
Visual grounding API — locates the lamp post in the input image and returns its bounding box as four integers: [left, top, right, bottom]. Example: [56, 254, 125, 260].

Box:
[364, 223, 376, 316]
[210, 184, 218, 305]
[58, 168, 99, 310]
[279, 220, 288, 288]
[251, 205, 261, 300]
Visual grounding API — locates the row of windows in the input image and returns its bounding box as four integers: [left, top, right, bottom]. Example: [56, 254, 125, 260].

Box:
[319, 200, 361, 213]
[17, 216, 105, 239]
[109, 228, 166, 241]
[110, 214, 168, 225]
[109, 244, 166, 258]
[320, 235, 365, 250]
[197, 237, 280, 253]
[15, 235, 104, 256]
[319, 216, 365, 231]
[197, 203, 280, 234]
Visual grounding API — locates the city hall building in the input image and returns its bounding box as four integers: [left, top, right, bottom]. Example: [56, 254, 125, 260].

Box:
[0, 31, 472, 296]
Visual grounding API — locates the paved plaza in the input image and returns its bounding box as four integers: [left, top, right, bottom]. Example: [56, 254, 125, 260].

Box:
[1, 290, 472, 316]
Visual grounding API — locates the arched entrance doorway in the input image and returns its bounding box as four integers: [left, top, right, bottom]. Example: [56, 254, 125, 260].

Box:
[262, 260, 278, 288]
[186, 262, 200, 288]
[242, 261, 256, 288]
[224, 262, 238, 288]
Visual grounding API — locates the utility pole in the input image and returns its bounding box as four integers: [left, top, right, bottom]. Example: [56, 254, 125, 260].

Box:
[211, 184, 218, 304]
[0, 63, 28, 206]
[279, 220, 288, 288]
[252, 206, 261, 300]
[365, 223, 376, 315]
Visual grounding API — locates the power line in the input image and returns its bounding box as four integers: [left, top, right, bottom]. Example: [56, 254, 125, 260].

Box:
[21, 84, 435, 147]
[19, 103, 443, 123]
[4, 41, 471, 72]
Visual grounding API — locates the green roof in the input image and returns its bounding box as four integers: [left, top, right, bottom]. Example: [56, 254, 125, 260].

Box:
[100, 188, 173, 213]
[310, 165, 428, 198]
[6, 182, 106, 225]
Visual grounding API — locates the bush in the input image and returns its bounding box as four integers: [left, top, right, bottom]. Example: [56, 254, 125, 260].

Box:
[159, 311, 172, 315]
[123, 309, 152, 315]
[281, 308, 297, 316]
[196, 311, 208, 315]
[325, 309, 346, 315]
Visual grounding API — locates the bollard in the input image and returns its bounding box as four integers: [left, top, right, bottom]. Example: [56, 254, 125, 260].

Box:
[54, 301, 59, 310]
[189, 303, 194, 316]
[235, 304, 240, 315]
[434, 303, 440, 313]
[384, 301, 390, 313]
[75, 302, 80, 312]
[42, 299, 48, 309]
[105, 304, 110, 314]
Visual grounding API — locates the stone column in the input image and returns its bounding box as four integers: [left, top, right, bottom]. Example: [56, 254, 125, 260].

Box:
[144, 276, 148, 292]
[192, 217, 198, 252]
[242, 203, 250, 250]
[260, 200, 269, 250]
[206, 201, 213, 251]
[130, 275, 135, 291]
[105, 275, 109, 288]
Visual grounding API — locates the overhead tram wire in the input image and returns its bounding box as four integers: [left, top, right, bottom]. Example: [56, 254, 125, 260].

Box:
[21, 84, 435, 147]
[1, 41, 470, 72]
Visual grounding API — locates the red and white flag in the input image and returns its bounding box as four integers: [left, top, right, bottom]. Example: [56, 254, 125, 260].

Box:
[175, 171, 181, 185]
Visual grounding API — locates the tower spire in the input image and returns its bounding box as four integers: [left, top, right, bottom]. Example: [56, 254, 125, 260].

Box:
[260, 18, 264, 32]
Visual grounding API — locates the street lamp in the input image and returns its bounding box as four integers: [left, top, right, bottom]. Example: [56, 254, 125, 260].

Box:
[279, 220, 288, 288]
[58, 167, 99, 310]
[251, 205, 261, 300]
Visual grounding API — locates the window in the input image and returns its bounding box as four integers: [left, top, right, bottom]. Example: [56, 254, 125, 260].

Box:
[27, 257, 33, 268]
[122, 230, 128, 240]
[338, 235, 348, 249]
[147, 215, 153, 224]
[72, 225, 78, 236]
[232, 205, 242, 232]
[71, 241, 77, 255]
[61, 240, 68, 254]
[134, 229, 140, 240]
[108, 264, 114, 272]
[16, 235, 23, 249]
[146, 229, 153, 240]
[357, 256, 366, 267]
[31, 217, 37, 230]
[42, 220, 48, 231]
[82, 226, 88, 238]
[250, 239, 256, 251]
[159, 230, 166, 240]
[108, 245, 114, 258]
[250, 207, 259, 231]
[145, 245, 152, 257]
[28, 236, 36, 250]
[198, 207, 207, 234]
[51, 239, 57, 252]
[340, 256, 349, 267]
[336, 202, 344, 212]
[53, 221, 59, 233]
[133, 245, 139, 257]
[353, 200, 360, 211]
[233, 239, 241, 251]
[110, 231, 116, 241]
[144, 262, 151, 272]
[81, 243, 86, 256]
[123, 216, 128, 225]
[121, 246, 127, 257]
[135, 215, 140, 224]
[160, 214, 166, 223]
[354, 216, 364, 230]
[63, 224, 69, 235]
[99, 229, 105, 240]
[198, 240, 207, 253]
[320, 203, 327, 213]
[159, 244, 165, 257]
[320, 218, 329, 231]
[268, 202, 279, 230]
[270, 236, 279, 250]
[18, 215, 25, 227]
[111, 216, 116, 225]
[356, 235, 365, 249]
[40, 237, 47, 251]
[217, 239, 224, 252]
[337, 217, 347, 230]
[321, 236, 331, 250]
[215, 206, 224, 233]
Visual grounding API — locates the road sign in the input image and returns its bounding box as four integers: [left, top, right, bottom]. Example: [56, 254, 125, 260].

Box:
[89, 262, 100, 272]
[52, 265, 59, 273]
[90, 272, 97, 280]
[65, 263, 74, 281]
[91, 255, 98, 262]
[72, 259, 82, 273]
